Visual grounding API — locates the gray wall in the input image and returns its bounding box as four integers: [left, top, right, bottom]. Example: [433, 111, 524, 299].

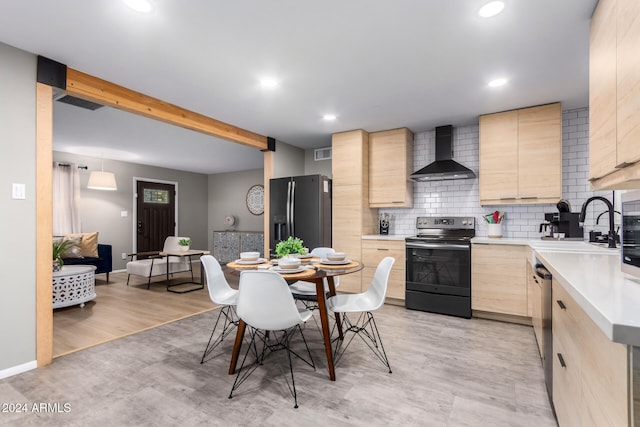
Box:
[304, 148, 332, 178]
[272, 141, 332, 178]
[53, 152, 209, 271]
[0, 43, 37, 373]
[273, 140, 304, 178]
[207, 168, 264, 251]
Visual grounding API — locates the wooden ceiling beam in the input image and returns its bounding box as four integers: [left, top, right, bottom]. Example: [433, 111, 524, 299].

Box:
[65, 68, 268, 151]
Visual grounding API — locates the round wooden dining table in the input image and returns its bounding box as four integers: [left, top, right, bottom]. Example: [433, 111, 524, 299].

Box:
[226, 258, 363, 381]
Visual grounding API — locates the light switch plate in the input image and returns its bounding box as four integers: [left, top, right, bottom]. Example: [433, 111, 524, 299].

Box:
[12, 183, 26, 200]
[121, 211, 128, 217]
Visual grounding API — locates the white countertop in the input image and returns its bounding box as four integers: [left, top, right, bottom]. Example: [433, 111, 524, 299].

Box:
[471, 237, 530, 245]
[535, 250, 640, 347]
[361, 235, 409, 241]
[472, 237, 640, 346]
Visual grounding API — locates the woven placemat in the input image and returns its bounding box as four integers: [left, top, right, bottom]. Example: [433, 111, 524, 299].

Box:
[226, 260, 271, 269]
[313, 261, 359, 269]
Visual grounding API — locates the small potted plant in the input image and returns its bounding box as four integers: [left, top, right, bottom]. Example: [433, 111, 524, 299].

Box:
[52, 239, 76, 272]
[275, 236, 306, 258]
[178, 238, 191, 251]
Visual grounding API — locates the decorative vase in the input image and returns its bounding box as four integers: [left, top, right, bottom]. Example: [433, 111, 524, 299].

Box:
[179, 245, 189, 252]
[53, 260, 61, 272]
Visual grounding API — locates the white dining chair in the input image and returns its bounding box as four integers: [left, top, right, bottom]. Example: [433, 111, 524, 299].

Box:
[327, 256, 395, 373]
[200, 255, 239, 364]
[229, 270, 315, 408]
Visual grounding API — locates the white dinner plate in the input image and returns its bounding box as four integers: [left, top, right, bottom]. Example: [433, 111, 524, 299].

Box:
[235, 258, 267, 265]
[320, 259, 351, 265]
[272, 266, 306, 274]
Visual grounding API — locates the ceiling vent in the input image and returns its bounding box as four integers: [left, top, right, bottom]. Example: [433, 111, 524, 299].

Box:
[314, 147, 332, 161]
[55, 94, 104, 111]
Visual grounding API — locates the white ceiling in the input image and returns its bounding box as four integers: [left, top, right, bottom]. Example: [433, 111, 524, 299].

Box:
[0, 0, 597, 174]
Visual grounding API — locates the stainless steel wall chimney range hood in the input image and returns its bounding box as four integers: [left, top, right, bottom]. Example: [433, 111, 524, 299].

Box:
[410, 125, 476, 182]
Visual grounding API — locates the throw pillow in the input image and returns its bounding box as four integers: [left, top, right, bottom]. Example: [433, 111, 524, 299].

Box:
[60, 235, 83, 259]
[66, 231, 99, 258]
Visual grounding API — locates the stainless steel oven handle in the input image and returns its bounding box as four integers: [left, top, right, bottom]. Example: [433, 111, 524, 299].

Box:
[406, 242, 470, 250]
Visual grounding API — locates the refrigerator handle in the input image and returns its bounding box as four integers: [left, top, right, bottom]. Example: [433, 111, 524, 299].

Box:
[291, 180, 296, 236]
[286, 180, 292, 237]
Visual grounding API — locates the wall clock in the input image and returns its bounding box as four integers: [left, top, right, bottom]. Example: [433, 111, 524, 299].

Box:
[224, 215, 236, 227]
[246, 184, 264, 215]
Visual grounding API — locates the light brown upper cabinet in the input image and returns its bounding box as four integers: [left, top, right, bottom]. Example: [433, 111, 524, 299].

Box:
[479, 103, 562, 205]
[589, 0, 640, 189]
[368, 128, 414, 208]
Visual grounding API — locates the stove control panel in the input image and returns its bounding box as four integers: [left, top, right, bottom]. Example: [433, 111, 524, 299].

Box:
[416, 216, 475, 230]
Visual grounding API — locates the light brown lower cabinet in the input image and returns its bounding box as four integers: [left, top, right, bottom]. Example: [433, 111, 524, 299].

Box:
[361, 239, 405, 300]
[471, 243, 527, 316]
[552, 280, 628, 427]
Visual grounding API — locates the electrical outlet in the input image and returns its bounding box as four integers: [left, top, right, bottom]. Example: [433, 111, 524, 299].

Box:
[121, 252, 127, 260]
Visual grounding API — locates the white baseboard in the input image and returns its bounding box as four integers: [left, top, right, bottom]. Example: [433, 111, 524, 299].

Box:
[0, 360, 37, 380]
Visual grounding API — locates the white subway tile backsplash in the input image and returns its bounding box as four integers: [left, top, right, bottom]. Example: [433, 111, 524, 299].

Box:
[381, 107, 618, 239]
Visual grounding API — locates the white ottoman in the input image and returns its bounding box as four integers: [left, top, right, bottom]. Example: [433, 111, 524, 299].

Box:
[53, 265, 97, 309]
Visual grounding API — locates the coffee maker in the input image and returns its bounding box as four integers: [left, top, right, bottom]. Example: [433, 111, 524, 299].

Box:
[541, 212, 584, 240]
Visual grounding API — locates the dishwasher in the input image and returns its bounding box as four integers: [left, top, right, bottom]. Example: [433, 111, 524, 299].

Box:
[534, 264, 553, 404]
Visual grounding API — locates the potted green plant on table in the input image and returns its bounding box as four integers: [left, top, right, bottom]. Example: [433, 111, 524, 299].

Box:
[275, 236, 307, 258]
[52, 239, 76, 272]
[178, 238, 191, 251]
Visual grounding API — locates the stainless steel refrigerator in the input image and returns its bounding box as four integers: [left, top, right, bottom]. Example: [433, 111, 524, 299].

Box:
[269, 174, 332, 255]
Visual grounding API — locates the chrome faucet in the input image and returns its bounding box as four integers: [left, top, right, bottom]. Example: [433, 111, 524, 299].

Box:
[579, 196, 617, 248]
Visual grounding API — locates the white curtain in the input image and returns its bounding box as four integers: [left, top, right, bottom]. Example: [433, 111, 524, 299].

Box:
[53, 162, 81, 235]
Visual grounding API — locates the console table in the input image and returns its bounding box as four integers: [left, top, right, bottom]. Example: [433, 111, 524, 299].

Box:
[213, 231, 264, 263]
[53, 265, 96, 309]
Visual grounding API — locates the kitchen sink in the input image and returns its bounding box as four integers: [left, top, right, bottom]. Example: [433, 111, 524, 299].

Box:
[529, 240, 619, 267]
[530, 240, 620, 254]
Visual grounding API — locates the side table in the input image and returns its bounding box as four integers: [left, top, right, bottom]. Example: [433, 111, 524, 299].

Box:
[53, 265, 97, 309]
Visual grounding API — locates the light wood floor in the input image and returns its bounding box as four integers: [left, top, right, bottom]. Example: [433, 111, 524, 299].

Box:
[52, 268, 228, 357]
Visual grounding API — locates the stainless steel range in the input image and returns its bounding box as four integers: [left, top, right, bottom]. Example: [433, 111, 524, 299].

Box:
[405, 216, 475, 318]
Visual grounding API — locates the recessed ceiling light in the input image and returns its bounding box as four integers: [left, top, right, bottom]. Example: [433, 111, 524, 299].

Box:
[259, 78, 279, 88]
[488, 78, 508, 87]
[478, 1, 505, 18]
[323, 114, 337, 121]
[123, 0, 152, 13]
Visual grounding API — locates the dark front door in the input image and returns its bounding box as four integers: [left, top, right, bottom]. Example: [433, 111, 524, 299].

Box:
[136, 180, 176, 253]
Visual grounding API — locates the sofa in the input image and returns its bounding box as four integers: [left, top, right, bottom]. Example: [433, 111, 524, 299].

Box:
[56, 232, 113, 282]
[63, 243, 113, 282]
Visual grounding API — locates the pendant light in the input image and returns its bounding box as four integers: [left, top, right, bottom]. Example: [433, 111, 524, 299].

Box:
[87, 158, 117, 191]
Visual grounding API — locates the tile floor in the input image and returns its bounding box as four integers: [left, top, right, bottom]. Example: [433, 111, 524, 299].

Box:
[0, 304, 556, 426]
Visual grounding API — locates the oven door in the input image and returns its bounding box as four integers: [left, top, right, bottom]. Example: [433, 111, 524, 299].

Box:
[405, 241, 471, 297]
